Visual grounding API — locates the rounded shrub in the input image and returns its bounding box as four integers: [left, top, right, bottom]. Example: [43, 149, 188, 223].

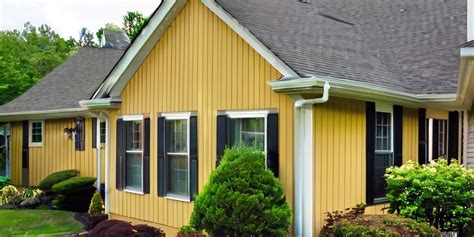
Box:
[385, 159, 474, 232]
[89, 191, 103, 216]
[38, 169, 79, 191]
[52, 176, 96, 193]
[190, 146, 291, 236]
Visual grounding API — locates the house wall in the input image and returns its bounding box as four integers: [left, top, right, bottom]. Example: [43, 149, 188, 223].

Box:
[9, 118, 98, 186]
[312, 98, 419, 233]
[108, 0, 294, 235]
[467, 111, 474, 169]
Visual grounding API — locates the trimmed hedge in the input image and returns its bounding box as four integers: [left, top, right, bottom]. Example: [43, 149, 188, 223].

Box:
[0, 176, 11, 189]
[38, 169, 79, 191]
[52, 176, 96, 193]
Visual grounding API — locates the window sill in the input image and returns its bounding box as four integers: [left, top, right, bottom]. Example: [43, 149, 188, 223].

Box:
[372, 197, 389, 205]
[29, 143, 43, 148]
[124, 188, 144, 195]
[166, 194, 191, 203]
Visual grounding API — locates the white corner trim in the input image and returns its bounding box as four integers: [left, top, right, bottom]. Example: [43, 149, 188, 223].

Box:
[28, 120, 44, 147]
[93, 0, 187, 98]
[201, 0, 298, 78]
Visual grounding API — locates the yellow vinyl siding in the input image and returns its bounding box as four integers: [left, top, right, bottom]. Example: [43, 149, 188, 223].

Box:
[313, 99, 420, 233]
[9, 118, 98, 186]
[109, 0, 294, 232]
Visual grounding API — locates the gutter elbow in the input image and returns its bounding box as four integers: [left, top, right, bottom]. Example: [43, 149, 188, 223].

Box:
[295, 82, 331, 108]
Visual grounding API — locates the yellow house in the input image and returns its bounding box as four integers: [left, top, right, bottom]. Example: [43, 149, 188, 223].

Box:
[0, 0, 473, 236]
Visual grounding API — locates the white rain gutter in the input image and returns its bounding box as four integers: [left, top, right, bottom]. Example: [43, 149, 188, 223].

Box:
[294, 81, 331, 237]
[97, 112, 110, 214]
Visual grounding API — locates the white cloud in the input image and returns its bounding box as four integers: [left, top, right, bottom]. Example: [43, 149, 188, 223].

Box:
[0, 0, 159, 39]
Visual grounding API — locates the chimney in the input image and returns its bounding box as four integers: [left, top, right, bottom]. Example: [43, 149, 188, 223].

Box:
[103, 30, 131, 50]
[469, 0, 474, 41]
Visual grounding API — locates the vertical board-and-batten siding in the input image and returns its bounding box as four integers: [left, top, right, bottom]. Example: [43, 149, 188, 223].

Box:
[9, 118, 98, 186]
[109, 0, 294, 234]
[467, 112, 474, 169]
[313, 99, 419, 233]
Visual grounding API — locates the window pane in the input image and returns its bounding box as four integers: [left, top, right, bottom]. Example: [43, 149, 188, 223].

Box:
[31, 122, 42, 143]
[168, 155, 188, 195]
[126, 121, 141, 151]
[168, 119, 188, 153]
[375, 112, 391, 151]
[125, 152, 142, 190]
[374, 153, 393, 198]
[230, 118, 265, 150]
[100, 122, 106, 144]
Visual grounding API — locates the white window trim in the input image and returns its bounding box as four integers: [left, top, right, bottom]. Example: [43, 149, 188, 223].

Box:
[123, 116, 145, 194]
[164, 113, 191, 201]
[29, 120, 44, 147]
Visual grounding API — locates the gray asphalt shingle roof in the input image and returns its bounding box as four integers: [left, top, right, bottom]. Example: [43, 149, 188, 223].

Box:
[0, 47, 125, 114]
[216, 0, 466, 94]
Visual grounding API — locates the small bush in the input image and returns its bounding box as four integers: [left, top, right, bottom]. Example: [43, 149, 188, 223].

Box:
[320, 204, 440, 236]
[190, 146, 291, 237]
[38, 169, 79, 191]
[89, 191, 103, 216]
[52, 176, 96, 193]
[178, 225, 204, 237]
[0, 176, 11, 189]
[0, 185, 19, 205]
[385, 159, 474, 231]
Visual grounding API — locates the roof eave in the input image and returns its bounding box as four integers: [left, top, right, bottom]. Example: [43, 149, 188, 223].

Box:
[0, 108, 94, 122]
[79, 97, 122, 110]
[268, 76, 458, 109]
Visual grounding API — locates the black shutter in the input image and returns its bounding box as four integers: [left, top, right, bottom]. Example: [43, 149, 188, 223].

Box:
[92, 118, 97, 148]
[116, 119, 124, 190]
[418, 109, 427, 164]
[393, 105, 403, 167]
[365, 102, 376, 205]
[267, 113, 279, 177]
[190, 116, 198, 200]
[432, 120, 439, 160]
[22, 121, 29, 187]
[216, 115, 231, 166]
[143, 117, 150, 194]
[157, 117, 165, 196]
[448, 111, 459, 159]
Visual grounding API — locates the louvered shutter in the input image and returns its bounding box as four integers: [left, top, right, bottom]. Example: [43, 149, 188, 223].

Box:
[418, 109, 427, 164]
[365, 102, 376, 204]
[143, 117, 150, 194]
[266, 113, 279, 177]
[448, 111, 459, 159]
[190, 116, 198, 200]
[393, 105, 403, 167]
[157, 117, 165, 196]
[92, 118, 97, 148]
[216, 115, 230, 166]
[116, 119, 124, 190]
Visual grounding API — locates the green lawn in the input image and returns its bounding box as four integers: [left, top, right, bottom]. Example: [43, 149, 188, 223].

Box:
[0, 209, 84, 236]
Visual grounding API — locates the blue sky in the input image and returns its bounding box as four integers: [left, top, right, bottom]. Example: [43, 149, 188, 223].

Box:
[0, 0, 159, 40]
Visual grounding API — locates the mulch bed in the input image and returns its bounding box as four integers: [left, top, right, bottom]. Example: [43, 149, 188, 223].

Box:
[74, 212, 108, 231]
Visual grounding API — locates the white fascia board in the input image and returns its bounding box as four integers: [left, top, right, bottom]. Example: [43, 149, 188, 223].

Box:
[79, 97, 122, 110]
[93, 0, 187, 98]
[201, 0, 298, 78]
[0, 108, 94, 122]
[461, 48, 474, 58]
[269, 75, 459, 108]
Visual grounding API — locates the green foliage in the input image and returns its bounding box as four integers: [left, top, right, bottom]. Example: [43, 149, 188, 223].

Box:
[0, 22, 77, 105]
[0, 176, 11, 189]
[320, 204, 440, 237]
[179, 225, 201, 234]
[52, 176, 96, 193]
[123, 11, 149, 40]
[0, 185, 19, 205]
[38, 169, 79, 191]
[21, 188, 34, 199]
[89, 191, 103, 216]
[385, 159, 474, 231]
[190, 146, 291, 236]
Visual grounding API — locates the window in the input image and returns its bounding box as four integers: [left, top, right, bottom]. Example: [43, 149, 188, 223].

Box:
[29, 121, 44, 147]
[124, 118, 143, 192]
[374, 108, 393, 201]
[436, 119, 448, 158]
[230, 118, 265, 151]
[100, 122, 106, 144]
[164, 113, 190, 200]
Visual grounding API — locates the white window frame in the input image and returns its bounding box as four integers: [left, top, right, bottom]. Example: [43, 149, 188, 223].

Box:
[374, 103, 394, 203]
[29, 120, 44, 147]
[225, 110, 269, 167]
[162, 112, 192, 202]
[122, 115, 144, 194]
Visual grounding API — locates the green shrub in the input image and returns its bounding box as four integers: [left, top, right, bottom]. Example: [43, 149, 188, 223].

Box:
[0, 185, 19, 205]
[52, 176, 96, 193]
[320, 204, 440, 236]
[190, 146, 291, 237]
[89, 191, 103, 215]
[178, 225, 201, 234]
[0, 176, 11, 189]
[385, 159, 474, 231]
[38, 169, 79, 191]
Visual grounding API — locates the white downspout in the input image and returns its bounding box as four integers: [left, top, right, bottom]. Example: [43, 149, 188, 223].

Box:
[99, 111, 111, 214]
[96, 117, 101, 194]
[294, 82, 331, 237]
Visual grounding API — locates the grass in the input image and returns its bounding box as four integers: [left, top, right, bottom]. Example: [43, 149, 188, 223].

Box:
[0, 209, 84, 236]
